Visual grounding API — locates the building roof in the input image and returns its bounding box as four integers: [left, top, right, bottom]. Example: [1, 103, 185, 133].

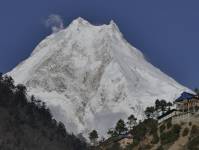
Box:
[102, 133, 133, 145]
[175, 92, 197, 102]
[157, 109, 177, 120]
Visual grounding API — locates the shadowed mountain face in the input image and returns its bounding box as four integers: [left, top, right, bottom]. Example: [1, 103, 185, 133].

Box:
[8, 18, 190, 136]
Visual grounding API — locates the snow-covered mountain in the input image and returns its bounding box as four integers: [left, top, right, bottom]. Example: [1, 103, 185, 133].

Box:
[8, 17, 190, 136]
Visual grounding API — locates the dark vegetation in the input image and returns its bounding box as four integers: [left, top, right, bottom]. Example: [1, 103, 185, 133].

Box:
[159, 124, 166, 133]
[106, 143, 122, 150]
[160, 124, 181, 145]
[0, 74, 88, 150]
[131, 118, 158, 142]
[187, 125, 199, 150]
[166, 119, 172, 129]
[89, 130, 98, 146]
[182, 127, 189, 137]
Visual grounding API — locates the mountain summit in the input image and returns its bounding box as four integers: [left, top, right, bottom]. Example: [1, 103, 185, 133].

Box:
[8, 18, 189, 136]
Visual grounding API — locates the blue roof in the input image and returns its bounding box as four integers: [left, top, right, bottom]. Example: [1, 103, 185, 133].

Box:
[175, 92, 195, 102]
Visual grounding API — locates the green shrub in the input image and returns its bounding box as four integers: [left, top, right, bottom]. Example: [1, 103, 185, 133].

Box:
[186, 125, 199, 149]
[173, 124, 181, 133]
[107, 143, 122, 150]
[160, 124, 181, 145]
[160, 124, 166, 133]
[125, 143, 136, 150]
[139, 144, 152, 150]
[166, 119, 172, 129]
[190, 125, 199, 138]
[131, 119, 157, 141]
[182, 127, 189, 137]
[151, 132, 159, 144]
[133, 139, 139, 146]
[157, 146, 164, 150]
[187, 136, 199, 150]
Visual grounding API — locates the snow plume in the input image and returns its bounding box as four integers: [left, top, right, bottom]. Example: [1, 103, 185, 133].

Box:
[45, 14, 64, 33]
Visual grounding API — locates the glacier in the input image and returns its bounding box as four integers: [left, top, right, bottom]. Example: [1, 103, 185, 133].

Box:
[7, 17, 190, 137]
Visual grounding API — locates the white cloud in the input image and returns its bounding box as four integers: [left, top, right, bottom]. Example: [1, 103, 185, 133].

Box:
[45, 14, 64, 33]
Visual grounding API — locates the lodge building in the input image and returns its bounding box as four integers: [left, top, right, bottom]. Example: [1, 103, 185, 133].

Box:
[157, 92, 199, 124]
[174, 92, 199, 112]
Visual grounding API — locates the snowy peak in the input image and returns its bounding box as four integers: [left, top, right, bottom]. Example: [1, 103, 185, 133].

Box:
[67, 17, 120, 35]
[7, 18, 190, 136]
[109, 20, 120, 31]
[70, 17, 92, 27]
[71, 17, 118, 28]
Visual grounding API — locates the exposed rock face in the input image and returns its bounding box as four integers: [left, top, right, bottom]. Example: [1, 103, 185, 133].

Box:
[8, 17, 190, 136]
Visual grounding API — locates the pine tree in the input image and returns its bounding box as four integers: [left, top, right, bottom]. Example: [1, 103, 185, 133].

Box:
[167, 102, 173, 110]
[115, 119, 128, 135]
[89, 130, 98, 146]
[127, 114, 137, 130]
[160, 100, 167, 112]
[145, 106, 155, 118]
[155, 99, 161, 111]
[107, 128, 117, 137]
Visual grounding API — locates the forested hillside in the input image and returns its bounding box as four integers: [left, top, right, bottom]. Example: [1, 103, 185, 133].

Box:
[0, 73, 88, 150]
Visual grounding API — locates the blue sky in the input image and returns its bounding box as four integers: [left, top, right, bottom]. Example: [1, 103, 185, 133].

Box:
[0, 0, 198, 89]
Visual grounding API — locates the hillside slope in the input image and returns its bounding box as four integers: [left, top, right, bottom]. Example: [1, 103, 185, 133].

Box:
[99, 115, 199, 150]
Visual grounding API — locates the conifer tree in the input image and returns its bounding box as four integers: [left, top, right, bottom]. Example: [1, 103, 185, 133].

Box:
[89, 130, 99, 146]
[115, 119, 128, 135]
[107, 128, 118, 137]
[145, 106, 155, 118]
[127, 114, 137, 130]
